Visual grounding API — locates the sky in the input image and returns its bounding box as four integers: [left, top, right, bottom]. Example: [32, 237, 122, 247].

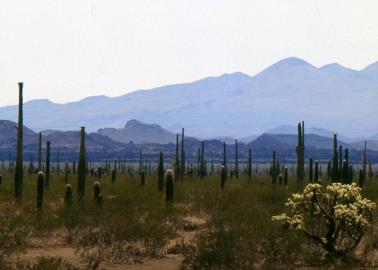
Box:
[1, 0, 378, 106]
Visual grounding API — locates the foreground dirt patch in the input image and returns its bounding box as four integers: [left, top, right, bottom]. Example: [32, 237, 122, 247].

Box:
[21, 247, 183, 270]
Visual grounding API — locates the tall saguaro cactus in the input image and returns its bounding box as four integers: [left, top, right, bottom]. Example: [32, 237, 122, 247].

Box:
[38, 132, 42, 171]
[309, 158, 313, 183]
[200, 141, 205, 178]
[174, 134, 180, 179]
[158, 151, 164, 192]
[314, 161, 319, 183]
[332, 133, 339, 182]
[296, 121, 305, 186]
[15, 82, 24, 199]
[36, 171, 44, 210]
[165, 170, 174, 203]
[223, 142, 227, 176]
[362, 141, 367, 186]
[180, 128, 185, 179]
[235, 140, 239, 178]
[45, 141, 51, 189]
[247, 149, 252, 179]
[272, 150, 277, 185]
[77, 127, 86, 201]
[220, 165, 226, 189]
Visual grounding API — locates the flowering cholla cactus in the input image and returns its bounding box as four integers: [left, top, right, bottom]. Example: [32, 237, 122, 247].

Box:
[272, 183, 376, 256]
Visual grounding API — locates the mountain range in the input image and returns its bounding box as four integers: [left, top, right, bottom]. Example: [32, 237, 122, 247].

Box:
[1, 57, 378, 139]
[1, 119, 378, 163]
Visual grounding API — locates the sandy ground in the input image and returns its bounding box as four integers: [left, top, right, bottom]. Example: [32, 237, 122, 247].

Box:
[17, 215, 207, 269]
[22, 247, 183, 270]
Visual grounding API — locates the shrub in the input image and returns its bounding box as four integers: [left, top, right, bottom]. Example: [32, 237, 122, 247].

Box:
[0, 216, 29, 267]
[273, 183, 376, 257]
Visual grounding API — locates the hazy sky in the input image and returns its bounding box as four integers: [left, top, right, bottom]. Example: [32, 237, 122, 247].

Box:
[1, 0, 378, 106]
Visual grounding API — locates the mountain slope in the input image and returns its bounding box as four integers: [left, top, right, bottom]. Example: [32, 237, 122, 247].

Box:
[1, 57, 378, 138]
[97, 119, 176, 144]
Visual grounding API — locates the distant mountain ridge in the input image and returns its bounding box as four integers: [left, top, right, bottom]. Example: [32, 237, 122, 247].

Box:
[1, 56, 378, 139]
[2, 119, 378, 162]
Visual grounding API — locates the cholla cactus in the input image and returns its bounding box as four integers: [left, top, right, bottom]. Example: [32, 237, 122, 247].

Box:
[273, 183, 376, 256]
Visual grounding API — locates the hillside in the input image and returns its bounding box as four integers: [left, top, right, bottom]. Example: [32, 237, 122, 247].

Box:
[97, 119, 177, 144]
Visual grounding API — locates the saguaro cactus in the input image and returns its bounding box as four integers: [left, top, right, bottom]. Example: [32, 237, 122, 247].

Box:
[223, 142, 227, 176]
[36, 171, 44, 210]
[220, 165, 226, 189]
[15, 82, 24, 199]
[296, 121, 305, 185]
[56, 148, 61, 174]
[158, 151, 164, 192]
[338, 146, 343, 178]
[247, 149, 252, 179]
[93, 181, 102, 205]
[342, 160, 349, 184]
[139, 149, 142, 175]
[272, 151, 277, 185]
[332, 133, 339, 182]
[140, 171, 145, 186]
[38, 132, 42, 172]
[309, 158, 313, 183]
[284, 167, 288, 187]
[77, 127, 86, 200]
[359, 168, 364, 188]
[362, 141, 367, 186]
[45, 141, 51, 189]
[327, 161, 332, 180]
[181, 128, 185, 179]
[200, 141, 205, 178]
[174, 134, 180, 179]
[65, 184, 73, 206]
[235, 140, 239, 178]
[165, 170, 174, 203]
[64, 162, 69, 183]
[313, 161, 318, 183]
[111, 160, 117, 183]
